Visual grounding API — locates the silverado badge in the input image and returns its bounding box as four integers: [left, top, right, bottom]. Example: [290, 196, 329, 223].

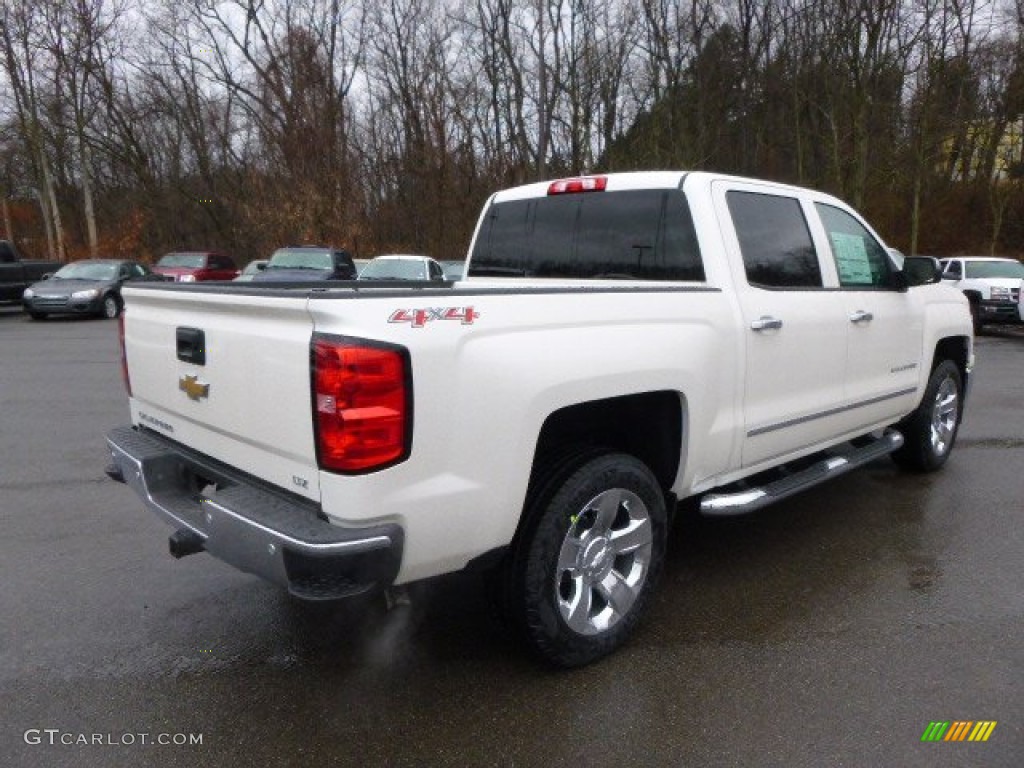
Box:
[179, 374, 210, 401]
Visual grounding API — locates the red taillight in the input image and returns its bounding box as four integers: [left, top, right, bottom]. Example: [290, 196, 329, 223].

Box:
[312, 336, 410, 473]
[118, 311, 132, 395]
[547, 176, 607, 195]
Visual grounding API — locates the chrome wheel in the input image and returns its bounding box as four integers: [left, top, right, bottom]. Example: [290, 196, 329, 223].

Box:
[507, 451, 666, 666]
[892, 360, 963, 473]
[555, 487, 653, 636]
[103, 295, 120, 319]
[930, 375, 959, 457]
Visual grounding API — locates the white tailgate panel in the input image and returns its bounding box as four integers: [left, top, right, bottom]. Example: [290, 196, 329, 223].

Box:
[123, 288, 321, 500]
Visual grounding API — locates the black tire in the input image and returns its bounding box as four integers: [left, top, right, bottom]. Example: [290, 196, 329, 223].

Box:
[500, 450, 667, 667]
[27, 311, 45, 321]
[102, 293, 121, 319]
[969, 300, 983, 335]
[891, 359, 963, 472]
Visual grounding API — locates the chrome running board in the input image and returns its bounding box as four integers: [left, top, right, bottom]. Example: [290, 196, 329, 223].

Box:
[700, 429, 904, 516]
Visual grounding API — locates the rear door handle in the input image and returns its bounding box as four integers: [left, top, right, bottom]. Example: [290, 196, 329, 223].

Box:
[750, 316, 783, 331]
[849, 310, 874, 324]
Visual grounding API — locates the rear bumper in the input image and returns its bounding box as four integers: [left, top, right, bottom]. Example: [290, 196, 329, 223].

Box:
[105, 425, 403, 600]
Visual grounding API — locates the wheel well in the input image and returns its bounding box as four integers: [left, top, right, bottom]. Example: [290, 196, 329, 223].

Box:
[531, 391, 683, 492]
[932, 336, 969, 377]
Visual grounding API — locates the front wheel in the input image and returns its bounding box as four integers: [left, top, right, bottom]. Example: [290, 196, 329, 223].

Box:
[501, 451, 667, 667]
[101, 293, 121, 319]
[891, 360, 963, 472]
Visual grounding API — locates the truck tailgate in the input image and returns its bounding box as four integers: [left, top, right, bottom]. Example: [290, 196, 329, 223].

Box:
[122, 286, 322, 501]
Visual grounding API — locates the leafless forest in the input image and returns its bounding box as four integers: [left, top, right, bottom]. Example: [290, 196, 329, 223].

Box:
[2, 0, 1024, 264]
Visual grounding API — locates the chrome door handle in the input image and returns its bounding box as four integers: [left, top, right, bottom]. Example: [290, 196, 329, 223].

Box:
[750, 316, 783, 331]
[849, 310, 874, 324]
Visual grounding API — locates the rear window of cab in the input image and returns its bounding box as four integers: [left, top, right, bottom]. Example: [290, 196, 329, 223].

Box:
[468, 189, 705, 281]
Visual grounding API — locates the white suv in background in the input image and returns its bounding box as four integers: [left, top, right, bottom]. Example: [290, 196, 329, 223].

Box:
[940, 256, 1024, 331]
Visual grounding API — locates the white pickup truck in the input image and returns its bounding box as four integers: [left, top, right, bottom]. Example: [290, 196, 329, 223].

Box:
[938, 256, 1024, 332]
[106, 171, 973, 666]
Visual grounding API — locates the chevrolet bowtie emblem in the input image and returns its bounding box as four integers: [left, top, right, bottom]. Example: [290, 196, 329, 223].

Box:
[179, 374, 210, 401]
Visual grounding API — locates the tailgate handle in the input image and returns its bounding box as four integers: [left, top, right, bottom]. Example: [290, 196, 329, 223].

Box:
[176, 327, 206, 366]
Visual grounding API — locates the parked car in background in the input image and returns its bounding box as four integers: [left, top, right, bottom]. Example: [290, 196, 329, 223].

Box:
[357, 254, 446, 281]
[234, 259, 268, 281]
[23, 259, 165, 319]
[0, 240, 61, 303]
[441, 260, 465, 280]
[353, 258, 370, 276]
[251, 246, 357, 282]
[153, 251, 239, 282]
[940, 256, 1024, 331]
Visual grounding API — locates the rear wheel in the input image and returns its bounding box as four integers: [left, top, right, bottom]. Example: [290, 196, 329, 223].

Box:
[892, 359, 962, 472]
[27, 311, 45, 321]
[500, 450, 667, 667]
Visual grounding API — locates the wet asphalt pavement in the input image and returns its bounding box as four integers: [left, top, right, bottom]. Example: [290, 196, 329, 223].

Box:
[1, 306, 1021, 767]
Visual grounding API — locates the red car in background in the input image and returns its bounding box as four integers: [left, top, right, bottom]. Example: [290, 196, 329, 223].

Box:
[153, 251, 239, 282]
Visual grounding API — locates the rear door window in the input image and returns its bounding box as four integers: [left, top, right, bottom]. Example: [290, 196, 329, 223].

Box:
[726, 191, 822, 288]
[469, 189, 704, 281]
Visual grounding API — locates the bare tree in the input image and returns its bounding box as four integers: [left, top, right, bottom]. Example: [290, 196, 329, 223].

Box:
[0, 0, 65, 259]
[38, 0, 127, 257]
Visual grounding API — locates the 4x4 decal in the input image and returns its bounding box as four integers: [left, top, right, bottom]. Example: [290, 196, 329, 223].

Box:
[388, 307, 480, 328]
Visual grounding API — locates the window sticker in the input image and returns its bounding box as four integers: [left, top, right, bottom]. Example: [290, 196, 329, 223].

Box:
[831, 232, 873, 284]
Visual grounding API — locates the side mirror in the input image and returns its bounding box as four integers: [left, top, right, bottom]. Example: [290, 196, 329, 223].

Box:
[902, 256, 942, 287]
[42, 272, 53, 280]
[256, 262, 267, 271]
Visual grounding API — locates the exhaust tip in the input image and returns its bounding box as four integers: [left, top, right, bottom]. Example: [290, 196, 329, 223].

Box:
[169, 529, 206, 559]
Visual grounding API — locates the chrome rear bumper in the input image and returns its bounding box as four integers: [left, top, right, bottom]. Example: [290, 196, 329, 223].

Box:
[106, 425, 402, 600]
